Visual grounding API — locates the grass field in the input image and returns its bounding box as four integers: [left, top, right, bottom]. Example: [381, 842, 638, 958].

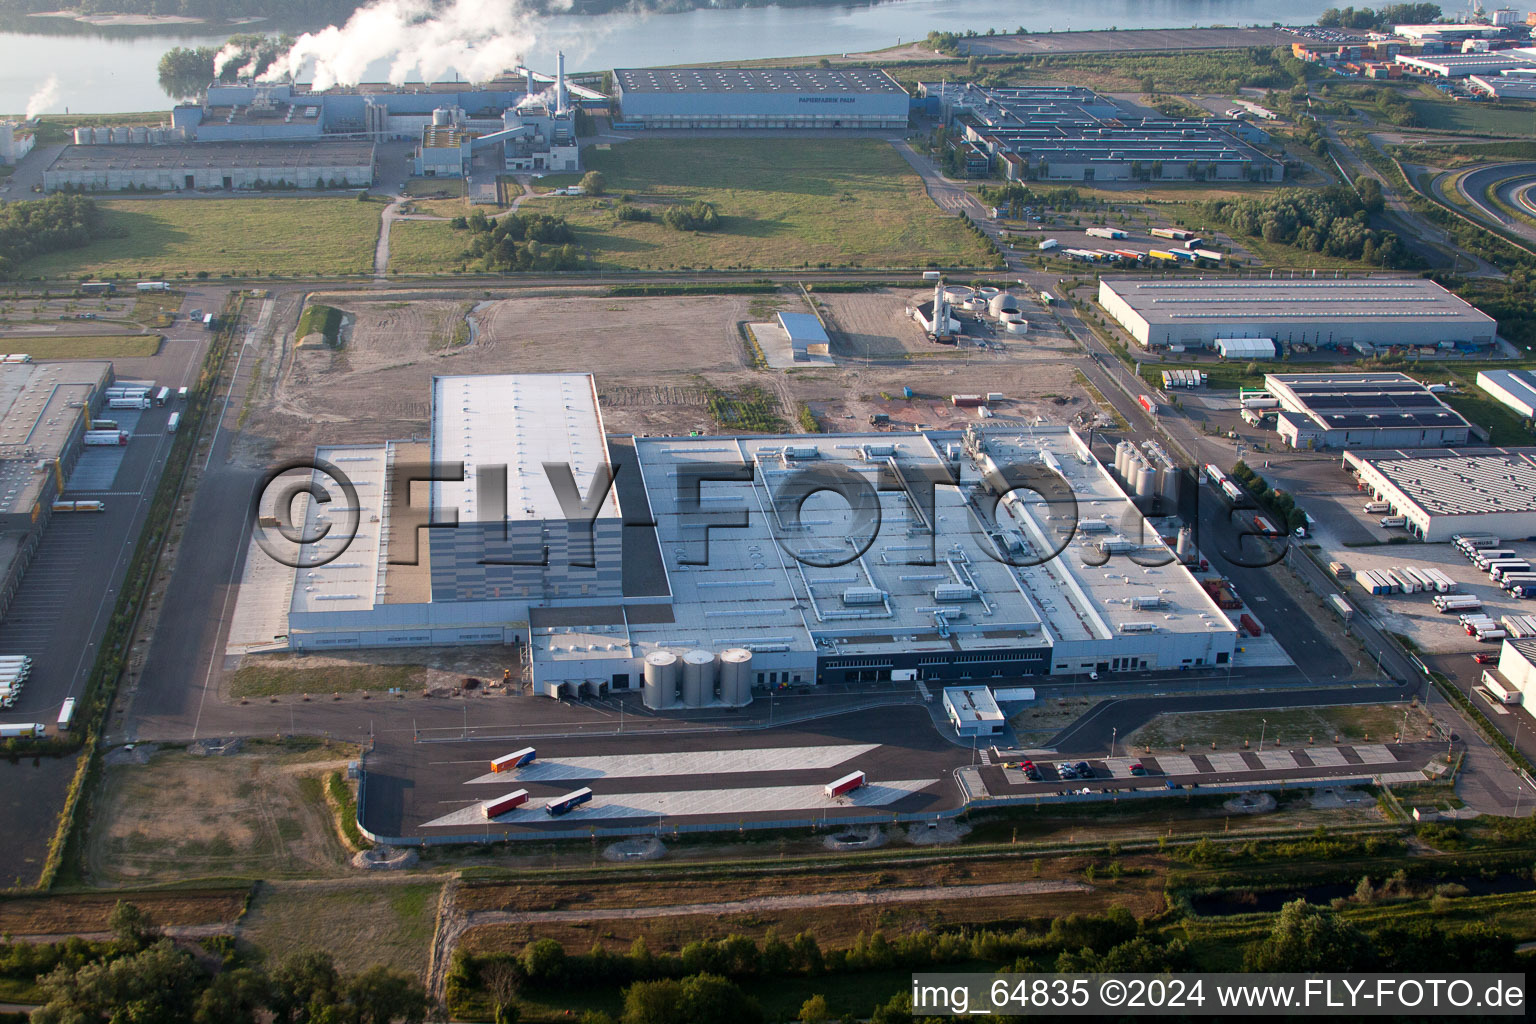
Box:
[1124, 703, 1434, 752]
[1407, 93, 1536, 136]
[228, 655, 426, 697]
[0, 334, 161, 359]
[391, 139, 998, 272]
[21, 199, 382, 279]
[241, 882, 441, 976]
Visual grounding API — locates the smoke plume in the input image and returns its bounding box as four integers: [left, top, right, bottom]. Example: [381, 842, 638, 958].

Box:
[259, 0, 570, 91]
[25, 75, 60, 119]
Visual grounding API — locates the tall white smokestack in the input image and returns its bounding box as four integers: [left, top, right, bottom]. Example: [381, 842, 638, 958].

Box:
[556, 50, 567, 115]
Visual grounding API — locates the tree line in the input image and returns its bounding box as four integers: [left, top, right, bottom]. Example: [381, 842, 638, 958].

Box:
[0, 195, 116, 280]
[157, 34, 294, 101]
[1317, 4, 1442, 30]
[7, 901, 428, 1024]
[1198, 184, 1418, 269]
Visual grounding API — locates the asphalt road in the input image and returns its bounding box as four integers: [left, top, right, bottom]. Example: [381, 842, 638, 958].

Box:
[1449, 161, 1536, 248]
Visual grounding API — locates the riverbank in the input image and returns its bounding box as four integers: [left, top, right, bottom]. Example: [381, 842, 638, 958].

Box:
[26, 10, 265, 26]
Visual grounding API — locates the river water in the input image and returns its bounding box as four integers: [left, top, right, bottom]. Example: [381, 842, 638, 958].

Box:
[0, 0, 1341, 116]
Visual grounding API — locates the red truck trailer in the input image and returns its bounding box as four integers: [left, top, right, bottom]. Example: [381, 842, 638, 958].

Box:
[1137, 395, 1157, 415]
[1239, 613, 1263, 636]
[545, 787, 594, 817]
[824, 771, 866, 798]
[481, 790, 530, 818]
[491, 747, 537, 773]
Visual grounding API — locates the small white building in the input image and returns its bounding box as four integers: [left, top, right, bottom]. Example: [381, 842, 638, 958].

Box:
[943, 686, 1005, 737]
[1492, 637, 1536, 704]
[1477, 369, 1536, 420]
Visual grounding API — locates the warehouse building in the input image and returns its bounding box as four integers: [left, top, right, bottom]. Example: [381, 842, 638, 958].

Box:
[1468, 72, 1536, 98]
[1267, 373, 1472, 450]
[611, 67, 909, 129]
[1477, 369, 1536, 420]
[1492, 637, 1536, 705]
[43, 140, 375, 192]
[924, 83, 1282, 183]
[1395, 49, 1536, 77]
[1096, 277, 1499, 352]
[0, 361, 115, 621]
[262, 374, 1238, 701]
[1343, 447, 1536, 541]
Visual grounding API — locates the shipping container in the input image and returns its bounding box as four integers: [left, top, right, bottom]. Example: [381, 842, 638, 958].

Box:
[951, 394, 985, 407]
[1239, 613, 1263, 636]
[1327, 594, 1354, 622]
[1150, 228, 1196, 241]
[56, 698, 75, 730]
[1038, 238, 1059, 250]
[824, 771, 866, 798]
[490, 747, 537, 773]
[481, 789, 530, 818]
[1086, 227, 1127, 239]
[544, 787, 593, 817]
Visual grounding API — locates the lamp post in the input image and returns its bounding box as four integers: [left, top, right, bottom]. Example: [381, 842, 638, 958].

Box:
[1258, 717, 1268, 752]
[1110, 726, 1118, 760]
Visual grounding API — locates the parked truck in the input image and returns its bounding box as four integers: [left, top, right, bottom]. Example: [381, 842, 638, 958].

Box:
[544, 787, 593, 817]
[108, 396, 151, 410]
[0, 723, 45, 738]
[491, 747, 537, 773]
[481, 789, 530, 818]
[1150, 228, 1197, 241]
[1364, 501, 1391, 513]
[83, 430, 128, 446]
[57, 698, 76, 731]
[1086, 227, 1127, 240]
[1327, 594, 1354, 623]
[1379, 515, 1407, 528]
[1239, 613, 1263, 636]
[825, 771, 866, 798]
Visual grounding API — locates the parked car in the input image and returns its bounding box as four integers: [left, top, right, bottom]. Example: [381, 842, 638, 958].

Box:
[1129, 763, 1148, 777]
[1073, 761, 1093, 776]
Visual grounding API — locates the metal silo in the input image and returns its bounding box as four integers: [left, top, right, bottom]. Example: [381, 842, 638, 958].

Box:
[643, 650, 678, 710]
[130, 126, 148, 144]
[719, 648, 753, 707]
[91, 126, 109, 144]
[682, 649, 716, 707]
[1160, 466, 1180, 505]
[111, 126, 131, 144]
[73, 127, 92, 145]
[1135, 464, 1157, 499]
[1005, 319, 1029, 334]
[432, 107, 453, 126]
[1176, 526, 1194, 562]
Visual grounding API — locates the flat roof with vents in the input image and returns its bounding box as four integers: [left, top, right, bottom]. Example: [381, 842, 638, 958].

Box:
[613, 67, 906, 95]
[0, 361, 112, 516]
[1101, 278, 1498, 327]
[429, 373, 619, 525]
[1344, 448, 1536, 518]
[1266, 372, 1473, 433]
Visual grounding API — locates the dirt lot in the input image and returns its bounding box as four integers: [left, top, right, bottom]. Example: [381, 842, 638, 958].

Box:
[243, 286, 1098, 458]
[0, 888, 249, 937]
[87, 741, 360, 884]
[1125, 703, 1437, 752]
[229, 646, 527, 698]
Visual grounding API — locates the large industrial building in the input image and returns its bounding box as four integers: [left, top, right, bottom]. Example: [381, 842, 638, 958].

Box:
[43, 140, 375, 192]
[1343, 447, 1536, 542]
[924, 83, 1282, 183]
[1266, 373, 1473, 450]
[1096, 277, 1499, 353]
[611, 67, 909, 129]
[253, 373, 1238, 705]
[1395, 49, 1536, 77]
[0, 360, 115, 620]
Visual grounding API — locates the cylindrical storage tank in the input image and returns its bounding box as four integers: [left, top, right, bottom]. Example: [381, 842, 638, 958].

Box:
[130, 125, 148, 143]
[1115, 442, 1132, 478]
[1160, 467, 1180, 504]
[111, 126, 131, 144]
[432, 107, 452, 126]
[1135, 464, 1156, 498]
[976, 286, 1000, 300]
[73, 126, 93, 145]
[682, 649, 715, 707]
[943, 285, 973, 305]
[1176, 526, 1193, 561]
[989, 292, 1020, 318]
[719, 648, 753, 707]
[642, 650, 678, 710]
[91, 126, 108, 144]
[1005, 319, 1029, 334]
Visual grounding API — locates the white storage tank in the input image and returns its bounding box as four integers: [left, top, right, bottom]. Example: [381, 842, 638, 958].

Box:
[73, 127, 93, 145]
[989, 292, 1021, 318]
[130, 125, 148, 144]
[111, 126, 131, 144]
[432, 107, 453, 126]
[976, 286, 1000, 300]
[643, 650, 678, 710]
[682, 649, 716, 707]
[719, 648, 753, 707]
[1004, 319, 1028, 335]
[1135, 465, 1157, 498]
[92, 126, 110, 144]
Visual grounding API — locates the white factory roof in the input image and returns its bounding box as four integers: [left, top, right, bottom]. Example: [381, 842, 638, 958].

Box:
[1100, 277, 1498, 327]
[287, 444, 388, 616]
[1344, 448, 1536, 517]
[943, 686, 1004, 727]
[429, 373, 618, 524]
